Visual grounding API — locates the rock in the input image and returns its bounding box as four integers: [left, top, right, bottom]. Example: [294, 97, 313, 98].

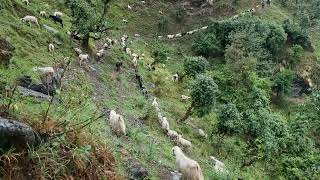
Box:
[0, 37, 15, 67]
[0, 117, 40, 153]
[129, 165, 148, 180]
[43, 24, 59, 34]
[17, 86, 60, 103]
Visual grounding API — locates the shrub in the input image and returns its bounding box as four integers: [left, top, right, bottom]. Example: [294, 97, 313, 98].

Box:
[158, 16, 169, 32]
[183, 56, 208, 78]
[192, 32, 223, 57]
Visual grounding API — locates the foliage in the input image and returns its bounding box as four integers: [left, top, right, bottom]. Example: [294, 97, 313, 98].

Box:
[183, 56, 208, 78]
[217, 103, 242, 134]
[272, 69, 295, 96]
[191, 74, 218, 117]
[151, 43, 170, 65]
[158, 16, 169, 32]
[175, 6, 186, 23]
[285, 44, 304, 67]
[192, 32, 223, 57]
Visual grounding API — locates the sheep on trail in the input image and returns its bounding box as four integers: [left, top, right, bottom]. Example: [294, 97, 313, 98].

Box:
[198, 129, 207, 138]
[78, 54, 89, 66]
[74, 48, 82, 55]
[161, 117, 170, 132]
[175, 33, 182, 38]
[22, 0, 29, 5]
[49, 15, 63, 28]
[127, 4, 132, 10]
[210, 156, 226, 172]
[21, 16, 40, 28]
[172, 146, 204, 180]
[109, 110, 126, 136]
[152, 97, 159, 108]
[40, 11, 47, 17]
[48, 43, 55, 53]
[167, 129, 179, 141]
[172, 73, 179, 82]
[53, 11, 63, 18]
[33, 67, 55, 85]
[177, 134, 192, 149]
[168, 35, 175, 39]
[133, 56, 138, 67]
[181, 95, 191, 101]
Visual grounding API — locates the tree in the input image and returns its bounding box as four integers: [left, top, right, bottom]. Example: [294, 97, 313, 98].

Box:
[151, 43, 170, 66]
[180, 74, 218, 121]
[217, 103, 242, 134]
[272, 69, 295, 96]
[192, 32, 222, 57]
[66, 0, 112, 47]
[183, 56, 208, 78]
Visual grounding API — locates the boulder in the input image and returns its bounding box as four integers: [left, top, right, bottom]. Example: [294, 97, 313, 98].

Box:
[0, 37, 15, 67]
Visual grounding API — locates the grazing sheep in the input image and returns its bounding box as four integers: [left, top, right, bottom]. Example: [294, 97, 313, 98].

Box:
[198, 129, 207, 138]
[187, 30, 194, 35]
[21, 16, 40, 27]
[97, 49, 105, 58]
[181, 95, 191, 101]
[175, 33, 182, 38]
[134, 34, 141, 37]
[210, 156, 226, 172]
[201, 26, 208, 30]
[161, 117, 170, 132]
[167, 129, 179, 141]
[158, 36, 163, 39]
[127, 4, 132, 10]
[126, 47, 132, 55]
[177, 135, 192, 149]
[172, 146, 204, 180]
[152, 97, 159, 108]
[78, 54, 89, 66]
[132, 56, 138, 67]
[40, 11, 47, 17]
[207, 0, 214, 6]
[168, 35, 175, 39]
[157, 112, 163, 122]
[33, 67, 55, 85]
[48, 43, 55, 53]
[22, 0, 29, 5]
[159, 10, 163, 15]
[49, 15, 63, 28]
[74, 48, 82, 55]
[53, 11, 63, 18]
[33, 67, 54, 74]
[172, 73, 179, 82]
[109, 110, 126, 136]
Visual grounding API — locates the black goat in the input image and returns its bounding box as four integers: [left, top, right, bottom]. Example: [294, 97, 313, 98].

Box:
[49, 15, 63, 28]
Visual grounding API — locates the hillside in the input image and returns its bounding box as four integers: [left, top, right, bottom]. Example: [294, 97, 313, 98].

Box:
[1, 0, 320, 179]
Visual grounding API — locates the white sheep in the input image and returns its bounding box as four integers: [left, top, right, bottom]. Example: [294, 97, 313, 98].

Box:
[175, 33, 182, 38]
[33, 67, 55, 84]
[158, 36, 163, 39]
[78, 54, 89, 66]
[127, 4, 132, 10]
[167, 35, 175, 39]
[40, 11, 47, 17]
[201, 26, 208, 30]
[181, 95, 191, 101]
[172, 146, 204, 180]
[161, 117, 170, 132]
[21, 16, 40, 28]
[210, 156, 226, 172]
[167, 129, 179, 141]
[187, 30, 194, 35]
[133, 56, 138, 67]
[109, 110, 126, 136]
[177, 134, 192, 149]
[198, 129, 208, 138]
[159, 10, 163, 15]
[134, 34, 141, 37]
[126, 47, 132, 55]
[48, 43, 55, 53]
[53, 11, 63, 18]
[157, 112, 163, 123]
[74, 48, 82, 55]
[172, 73, 179, 82]
[97, 49, 105, 58]
[207, 0, 214, 6]
[152, 97, 159, 108]
[22, 0, 29, 5]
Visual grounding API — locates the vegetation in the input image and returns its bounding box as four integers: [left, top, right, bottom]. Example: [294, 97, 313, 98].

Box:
[1, 0, 320, 179]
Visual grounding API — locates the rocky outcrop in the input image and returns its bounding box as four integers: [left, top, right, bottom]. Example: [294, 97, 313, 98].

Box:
[0, 38, 15, 67]
[0, 117, 40, 152]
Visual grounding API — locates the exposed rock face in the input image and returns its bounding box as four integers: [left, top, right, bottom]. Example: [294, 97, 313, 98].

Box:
[0, 117, 39, 153]
[0, 38, 15, 67]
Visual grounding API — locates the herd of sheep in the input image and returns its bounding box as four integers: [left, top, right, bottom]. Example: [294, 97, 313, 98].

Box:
[17, 0, 273, 179]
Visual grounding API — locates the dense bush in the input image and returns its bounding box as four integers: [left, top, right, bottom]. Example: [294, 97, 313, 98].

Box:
[183, 56, 208, 78]
[217, 103, 242, 134]
[151, 43, 170, 65]
[272, 69, 295, 96]
[192, 32, 223, 57]
[158, 16, 169, 32]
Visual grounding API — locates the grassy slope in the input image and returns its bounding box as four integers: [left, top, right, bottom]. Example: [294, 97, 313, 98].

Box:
[1, 0, 312, 179]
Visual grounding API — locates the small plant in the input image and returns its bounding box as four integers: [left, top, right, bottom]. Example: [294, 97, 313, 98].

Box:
[158, 16, 169, 33]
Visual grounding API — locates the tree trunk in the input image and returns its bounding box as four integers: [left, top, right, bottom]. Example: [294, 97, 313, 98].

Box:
[0, 117, 40, 153]
[180, 104, 193, 122]
[82, 34, 90, 48]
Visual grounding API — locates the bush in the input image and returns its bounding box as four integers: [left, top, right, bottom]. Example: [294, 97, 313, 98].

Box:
[272, 69, 295, 96]
[183, 56, 208, 78]
[175, 7, 186, 22]
[158, 16, 169, 32]
[192, 32, 223, 57]
[218, 103, 242, 134]
[151, 43, 170, 65]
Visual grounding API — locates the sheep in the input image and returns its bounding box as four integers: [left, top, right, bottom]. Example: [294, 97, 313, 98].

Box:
[175, 33, 182, 38]
[53, 11, 63, 18]
[168, 35, 175, 39]
[134, 34, 141, 37]
[181, 95, 191, 101]
[159, 10, 163, 15]
[161, 117, 170, 132]
[21, 16, 40, 28]
[132, 53, 139, 58]
[187, 30, 194, 35]
[201, 26, 208, 30]
[33, 67, 55, 85]
[172, 73, 179, 82]
[48, 43, 55, 53]
[167, 129, 179, 141]
[198, 129, 207, 138]
[157, 112, 163, 123]
[40, 11, 47, 17]
[172, 146, 204, 180]
[152, 97, 159, 108]
[210, 156, 226, 172]
[177, 134, 192, 149]
[158, 36, 163, 39]
[33, 67, 54, 74]
[78, 54, 89, 66]
[74, 48, 82, 55]
[97, 49, 105, 58]
[49, 15, 63, 28]
[133, 56, 138, 67]
[126, 47, 132, 55]
[127, 4, 132, 10]
[207, 0, 214, 6]
[109, 110, 126, 136]
[22, 0, 29, 5]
